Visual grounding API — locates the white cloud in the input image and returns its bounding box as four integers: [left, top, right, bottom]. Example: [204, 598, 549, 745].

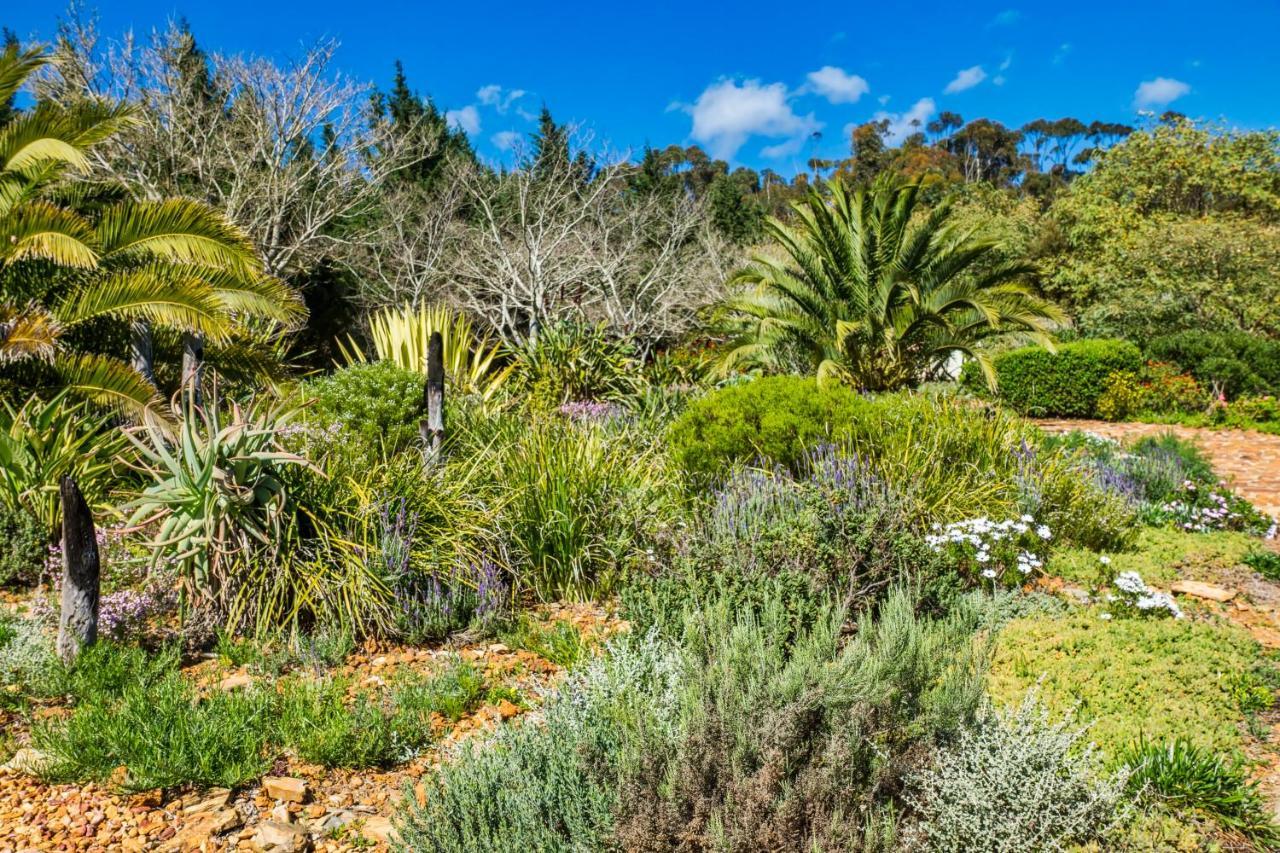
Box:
[987, 9, 1021, 27]
[445, 105, 480, 135]
[868, 97, 937, 144]
[682, 78, 821, 159]
[1133, 76, 1190, 109]
[877, 94, 891, 106]
[1052, 43, 1072, 65]
[491, 130, 521, 151]
[805, 66, 870, 104]
[944, 65, 987, 94]
[476, 84, 526, 113]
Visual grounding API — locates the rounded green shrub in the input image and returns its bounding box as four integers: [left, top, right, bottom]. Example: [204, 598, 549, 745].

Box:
[0, 503, 47, 588]
[1147, 330, 1280, 397]
[306, 362, 426, 453]
[964, 340, 1143, 417]
[667, 376, 867, 487]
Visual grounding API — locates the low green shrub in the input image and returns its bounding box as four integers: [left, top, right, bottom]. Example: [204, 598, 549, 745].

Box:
[1119, 737, 1280, 844]
[667, 376, 867, 488]
[989, 612, 1261, 756]
[0, 617, 59, 699]
[500, 618, 592, 668]
[396, 631, 680, 853]
[398, 587, 989, 853]
[1244, 547, 1280, 580]
[1049, 527, 1257, 588]
[34, 662, 273, 790]
[964, 339, 1143, 417]
[275, 678, 397, 768]
[305, 362, 426, 455]
[906, 693, 1128, 852]
[0, 502, 46, 587]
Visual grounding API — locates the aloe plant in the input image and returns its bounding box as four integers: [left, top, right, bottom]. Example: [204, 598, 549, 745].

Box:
[126, 388, 316, 600]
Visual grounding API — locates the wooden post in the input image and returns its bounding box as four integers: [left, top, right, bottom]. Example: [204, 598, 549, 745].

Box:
[422, 331, 445, 462]
[56, 477, 99, 664]
[181, 332, 204, 406]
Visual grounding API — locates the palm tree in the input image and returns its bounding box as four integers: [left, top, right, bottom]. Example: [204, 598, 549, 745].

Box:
[0, 44, 304, 414]
[717, 178, 1063, 391]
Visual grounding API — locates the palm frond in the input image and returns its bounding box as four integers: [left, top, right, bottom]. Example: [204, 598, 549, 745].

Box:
[53, 352, 160, 416]
[96, 198, 260, 276]
[53, 263, 231, 339]
[0, 303, 60, 362]
[0, 199, 98, 267]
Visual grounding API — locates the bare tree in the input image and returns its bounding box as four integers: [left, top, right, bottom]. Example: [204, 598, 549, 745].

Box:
[341, 175, 467, 310]
[442, 136, 731, 353]
[581, 188, 730, 358]
[42, 17, 427, 278]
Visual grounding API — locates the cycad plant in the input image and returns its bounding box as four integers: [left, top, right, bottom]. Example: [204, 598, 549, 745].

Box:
[340, 303, 510, 401]
[0, 44, 303, 414]
[718, 178, 1063, 390]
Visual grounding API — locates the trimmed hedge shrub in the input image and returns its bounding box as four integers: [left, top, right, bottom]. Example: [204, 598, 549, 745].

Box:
[1146, 331, 1280, 398]
[963, 340, 1143, 418]
[667, 376, 867, 487]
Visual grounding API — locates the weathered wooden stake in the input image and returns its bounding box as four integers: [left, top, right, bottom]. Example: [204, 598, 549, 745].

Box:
[181, 332, 204, 406]
[56, 477, 100, 664]
[420, 331, 446, 464]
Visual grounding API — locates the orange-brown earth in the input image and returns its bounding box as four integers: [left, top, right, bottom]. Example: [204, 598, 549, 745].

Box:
[0, 603, 622, 852]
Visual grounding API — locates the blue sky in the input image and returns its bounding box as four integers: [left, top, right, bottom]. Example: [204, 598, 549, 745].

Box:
[8, 1, 1280, 174]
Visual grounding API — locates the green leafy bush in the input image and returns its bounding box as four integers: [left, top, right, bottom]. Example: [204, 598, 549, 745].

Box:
[500, 618, 592, 668]
[275, 678, 398, 768]
[906, 693, 1127, 852]
[667, 376, 867, 487]
[964, 339, 1143, 417]
[305, 362, 426, 454]
[1119, 737, 1280, 843]
[0, 502, 46, 587]
[1147, 330, 1280, 398]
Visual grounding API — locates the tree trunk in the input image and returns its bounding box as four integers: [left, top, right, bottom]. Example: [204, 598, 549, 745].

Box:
[56, 477, 99, 665]
[420, 331, 445, 464]
[130, 319, 155, 385]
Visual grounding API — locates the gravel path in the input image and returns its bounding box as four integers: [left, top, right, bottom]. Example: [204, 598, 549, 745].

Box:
[1035, 419, 1280, 520]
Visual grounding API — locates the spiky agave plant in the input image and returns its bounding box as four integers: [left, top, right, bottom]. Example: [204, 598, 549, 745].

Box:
[126, 385, 317, 605]
[340, 303, 511, 401]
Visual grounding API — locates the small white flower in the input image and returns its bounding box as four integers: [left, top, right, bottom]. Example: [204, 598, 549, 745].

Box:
[981, 568, 997, 579]
[1099, 613, 1113, 620]
[1098, 555, 1111, 565]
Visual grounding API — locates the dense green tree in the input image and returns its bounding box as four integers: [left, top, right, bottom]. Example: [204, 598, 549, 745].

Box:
[1043, 118, 1280, 339]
